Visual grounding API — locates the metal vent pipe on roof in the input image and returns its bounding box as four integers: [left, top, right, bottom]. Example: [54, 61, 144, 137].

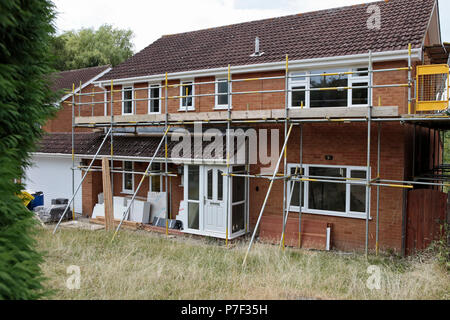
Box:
[251, 37, 264, 57]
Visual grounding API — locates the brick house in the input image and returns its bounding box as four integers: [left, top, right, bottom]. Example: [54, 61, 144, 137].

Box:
[37, 0, 449, 254]
[26, 65, 111, 209]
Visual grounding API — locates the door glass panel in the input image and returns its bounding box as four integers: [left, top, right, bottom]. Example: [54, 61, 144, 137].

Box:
[308, 167, 346, 212]
[217, 170, 223, 201]
[232, 175, 245, 203]
[232, 203, 245, 233]
[188, 166, 199, 200]
[188, 202, 199, 230]
[350, 170, 367, 213]
[207, 169, 213, 200]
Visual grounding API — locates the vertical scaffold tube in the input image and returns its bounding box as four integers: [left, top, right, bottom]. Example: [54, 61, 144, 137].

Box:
[281, 55, 289, 250]
[376, 123, 381, 256]
[165, 72, 169, 236]
[226, 64, 231, 246]
[71, 83, 75, 220]
[110, 80, 114, 200]
[298, 124, 303, 248]
[365, 51, 373, 257]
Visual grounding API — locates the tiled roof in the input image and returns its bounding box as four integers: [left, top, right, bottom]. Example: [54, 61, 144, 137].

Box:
[36, 132, 243, 160]
[100, 0, 436, 81]
[50, 65, 111, 98]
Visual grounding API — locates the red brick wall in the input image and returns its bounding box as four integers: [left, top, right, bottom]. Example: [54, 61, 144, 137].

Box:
[249, 123, 407, 252]
[96, 62, 416, 117]
[44, 83, 105, 133]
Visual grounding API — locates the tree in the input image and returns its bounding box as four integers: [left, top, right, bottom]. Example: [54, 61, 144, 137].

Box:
[51, 24, 134, 71]
[0, 0, 56, 299]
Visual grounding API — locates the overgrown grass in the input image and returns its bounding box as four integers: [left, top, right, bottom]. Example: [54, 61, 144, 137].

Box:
[36, 227, 449, 300]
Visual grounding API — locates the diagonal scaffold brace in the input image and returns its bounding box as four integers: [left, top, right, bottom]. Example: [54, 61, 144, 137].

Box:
[53, 127, 113, 234]
[242, 124, 294, 267]
[111, 126, 171, 242]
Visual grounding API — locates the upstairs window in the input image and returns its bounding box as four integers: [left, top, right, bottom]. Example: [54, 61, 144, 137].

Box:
[216, 78, 230, 108]
[289, 73, 307, 108]
[310, 69, 348, 108]
[349, 68, 369, 106]
[122, 86, 134, 115]
[289, 67, 371, 108]
[148, 84, 161, 114]
[180, 81, 194, 110]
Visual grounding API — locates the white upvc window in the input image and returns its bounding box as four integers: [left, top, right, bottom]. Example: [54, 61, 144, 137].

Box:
[180, 80, 194, 111]
[215, 77, 231, 109]
[149, 163, 163, 193]
[148, 83, 161, 114]
[122, 86, 134, 115]
[287, 163, 370, 219]
[289, 66, 372, 109]
[122, 161, 134, 194]
[349, 67, 370, 107]
[288, 72, 308, 108]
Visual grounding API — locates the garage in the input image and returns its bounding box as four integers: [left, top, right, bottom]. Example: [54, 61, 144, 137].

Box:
[25, 154, 83, 212]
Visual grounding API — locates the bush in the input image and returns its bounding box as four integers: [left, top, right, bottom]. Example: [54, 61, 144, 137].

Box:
[0, 0, 56, 299]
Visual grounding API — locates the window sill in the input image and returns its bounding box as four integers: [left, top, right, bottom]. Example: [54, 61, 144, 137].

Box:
[288, 208, 372, 220]
[178, 108, 195, 112]
[214, 105, 233, 110]
[121, 190, 134, 195]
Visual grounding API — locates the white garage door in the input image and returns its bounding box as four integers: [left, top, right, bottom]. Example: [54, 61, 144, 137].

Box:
[25, 155, 83, 213]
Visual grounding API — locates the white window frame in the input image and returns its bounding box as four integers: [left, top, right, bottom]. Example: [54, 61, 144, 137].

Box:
[288, 66, 372, 109]
[122, 85, 134, 115]
[287, 163, 371, 220]
[349, 68, 370, 107]
[148, 83, 162, 114]
[122, 161, 134, 194]
[215, 77, 232, 110]
[288, 72, 309, 109]
[179, 80, 195, 111]
[149, 162, 163, 193]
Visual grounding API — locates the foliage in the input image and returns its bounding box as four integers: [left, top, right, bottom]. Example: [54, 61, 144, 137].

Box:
[36, 228, 449, 300]
[0, 0, 56, 299]
[51, 24, 134, 71]
[427, 223, 450, 271]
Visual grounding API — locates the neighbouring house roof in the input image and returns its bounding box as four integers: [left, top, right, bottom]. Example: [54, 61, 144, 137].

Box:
[50, 65, 111, 100]
[99, 0, 436, 81]
[36, 132, 245, 161]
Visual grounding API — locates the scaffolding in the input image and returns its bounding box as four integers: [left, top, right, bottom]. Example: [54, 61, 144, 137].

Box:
[53, 43, 450, 263]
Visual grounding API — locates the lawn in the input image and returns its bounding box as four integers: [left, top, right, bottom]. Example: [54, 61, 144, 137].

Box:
[35, 227, 449, 300]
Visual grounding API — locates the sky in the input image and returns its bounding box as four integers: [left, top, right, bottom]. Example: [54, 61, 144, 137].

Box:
[52, 0, 450, 52]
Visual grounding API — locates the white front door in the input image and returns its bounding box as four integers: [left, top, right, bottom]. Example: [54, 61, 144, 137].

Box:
[203, 166, 227, 233]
